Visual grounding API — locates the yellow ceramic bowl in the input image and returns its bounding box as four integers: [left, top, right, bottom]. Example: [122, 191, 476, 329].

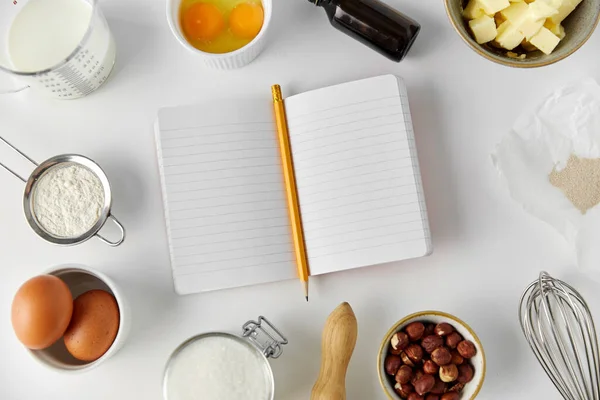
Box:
[444, 0, 600, 68]
[377, 311, 486, 399]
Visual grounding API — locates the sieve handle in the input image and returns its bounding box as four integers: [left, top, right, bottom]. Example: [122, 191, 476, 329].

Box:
[0, 135, 39, 182]
[95, 214, 126, 247]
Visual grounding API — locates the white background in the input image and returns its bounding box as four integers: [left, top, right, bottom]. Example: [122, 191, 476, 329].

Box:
[0, 0, 599, 399]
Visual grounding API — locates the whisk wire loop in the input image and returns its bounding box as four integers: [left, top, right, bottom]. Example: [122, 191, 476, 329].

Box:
[519, 271, 600, 400]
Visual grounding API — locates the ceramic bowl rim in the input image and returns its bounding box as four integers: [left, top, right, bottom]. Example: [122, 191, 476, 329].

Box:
[443, 0, 600, 68]
[377, 310, 486, 400]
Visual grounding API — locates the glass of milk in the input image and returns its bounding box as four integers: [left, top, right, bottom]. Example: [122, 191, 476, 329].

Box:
[0, 0, 116, 99]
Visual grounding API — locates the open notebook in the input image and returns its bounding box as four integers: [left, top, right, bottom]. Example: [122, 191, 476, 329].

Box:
[155, 75, 431, 295]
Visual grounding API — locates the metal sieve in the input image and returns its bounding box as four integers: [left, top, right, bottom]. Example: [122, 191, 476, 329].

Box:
[0, 136, 125, 246]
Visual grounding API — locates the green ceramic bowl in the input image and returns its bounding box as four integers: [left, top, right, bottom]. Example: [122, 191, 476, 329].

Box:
[444, 0, 600, 67]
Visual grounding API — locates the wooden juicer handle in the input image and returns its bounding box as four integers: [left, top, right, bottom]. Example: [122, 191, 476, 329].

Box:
[311, 302, 358, 400]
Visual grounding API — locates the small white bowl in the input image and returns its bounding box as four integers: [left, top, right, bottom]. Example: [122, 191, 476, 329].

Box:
[378, 311, 486, 399]
[166, 0, 273, 69]
[27, 265, 131, 373]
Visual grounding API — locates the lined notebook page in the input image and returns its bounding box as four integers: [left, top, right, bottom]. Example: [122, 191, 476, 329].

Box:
[155, 101, 296, 294]
[285, 75, 431, 275]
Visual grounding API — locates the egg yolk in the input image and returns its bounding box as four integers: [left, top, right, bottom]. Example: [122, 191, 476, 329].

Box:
[182, 3, 225, 41]
[229, 2, 264, 39]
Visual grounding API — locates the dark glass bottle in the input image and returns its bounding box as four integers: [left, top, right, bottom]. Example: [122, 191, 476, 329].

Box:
[309, 0, 420, 62]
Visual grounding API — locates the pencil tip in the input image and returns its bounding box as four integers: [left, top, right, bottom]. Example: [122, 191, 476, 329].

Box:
[305, 296, 309, 302]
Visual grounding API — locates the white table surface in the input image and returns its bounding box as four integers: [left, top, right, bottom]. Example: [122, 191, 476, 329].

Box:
[1, 0, 600, 398]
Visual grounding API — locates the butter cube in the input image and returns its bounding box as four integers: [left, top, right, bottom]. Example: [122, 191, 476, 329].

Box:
[529, 26, 561, 54]
[495, 20, 525, 50]
[509, 0, 524, 2]
[500, 3, 545, 39]
[518, 12, 545, 39]
[463, 0, 486, 19]
[500, 1, 528, 21]
[479, 0, 511, 14]
[469, 15, 498, 43]
[529, 0, 559, 18]
[545, 20, 566, 38]
[463, 0, 487, 19]
[549, 0, 583, 24]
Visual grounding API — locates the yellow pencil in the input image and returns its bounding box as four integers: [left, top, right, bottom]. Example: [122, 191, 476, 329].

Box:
[272, 84, 310, 301]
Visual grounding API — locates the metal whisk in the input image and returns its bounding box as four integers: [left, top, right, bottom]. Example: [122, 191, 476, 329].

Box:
[519, 271, 600, 400]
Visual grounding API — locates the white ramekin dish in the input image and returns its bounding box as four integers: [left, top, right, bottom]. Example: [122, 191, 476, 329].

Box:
[27, 265, 131, 373]
[166, 0, 273, 69]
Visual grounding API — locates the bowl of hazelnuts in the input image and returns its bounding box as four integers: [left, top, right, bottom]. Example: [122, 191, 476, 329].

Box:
[377, 311, 485, 400]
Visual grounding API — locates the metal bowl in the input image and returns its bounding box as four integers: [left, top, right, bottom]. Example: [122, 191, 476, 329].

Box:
[23, 154, 125, 246]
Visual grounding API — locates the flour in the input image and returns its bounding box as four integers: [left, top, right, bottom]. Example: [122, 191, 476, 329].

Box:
[165, 336, 270, 400]
[33, 163, 104, 238]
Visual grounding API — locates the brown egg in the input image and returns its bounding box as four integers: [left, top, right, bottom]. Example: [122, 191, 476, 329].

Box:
[64, 290, 120, 361]
[11, 275, 73, 350]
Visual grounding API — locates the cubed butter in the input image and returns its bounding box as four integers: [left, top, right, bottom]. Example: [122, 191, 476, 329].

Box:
[469, 15, 498, 43]
[529, 0, 559, 19]
[509, 0, 524, 2]
[463, 0, 487, 19]
[479, 0, 511, 14]
[500, 1, 529, 21]
[529, 26, 561, 54]
[495, 20, 525, 50]
[549, 0, 583, 24]
[545, 20, 566, 38]
[518, 11, 545, 39]
[536, 0, 563, 8]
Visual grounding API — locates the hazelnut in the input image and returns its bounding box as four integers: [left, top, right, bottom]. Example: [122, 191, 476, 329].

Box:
[434, 323, 454, 337]
[439, 364, 459, 383]
[457, 340, 477, 359]
[411, 369, 424, 386]
[445, 332, 462, 349]
[414, 374, 435, 396]
[408, 394, 425, 400]
[391, 332, 410, 354]
[396, 365, 413, 384]
[431, 347, 452, 366]
[423, 359, 439, 375]
[406, 344, 424, 363]
[395, 383, 414, 399]
[421, 335, 443, 353]
[400, 351, 415, 367]
[430, 379, 447, 395]
[385, 354, 402, 375]
[457, 364, 474, 384]
[406, 322, 425, 341]
[449, 382, 465, 392]
[450, 351, 464, 365]
[424, 323, 436, 336]
[425, 395, 440, 400]
[440, 393, 460, 400]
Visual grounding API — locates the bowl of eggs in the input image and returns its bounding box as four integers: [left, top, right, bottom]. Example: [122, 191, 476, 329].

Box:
[166, 0, 272, 69]
[445, 0, 600, 67]
[11, 265, 130, 372]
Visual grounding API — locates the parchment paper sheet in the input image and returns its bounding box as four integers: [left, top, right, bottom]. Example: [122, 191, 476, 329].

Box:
[493, 79, 600, 279]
